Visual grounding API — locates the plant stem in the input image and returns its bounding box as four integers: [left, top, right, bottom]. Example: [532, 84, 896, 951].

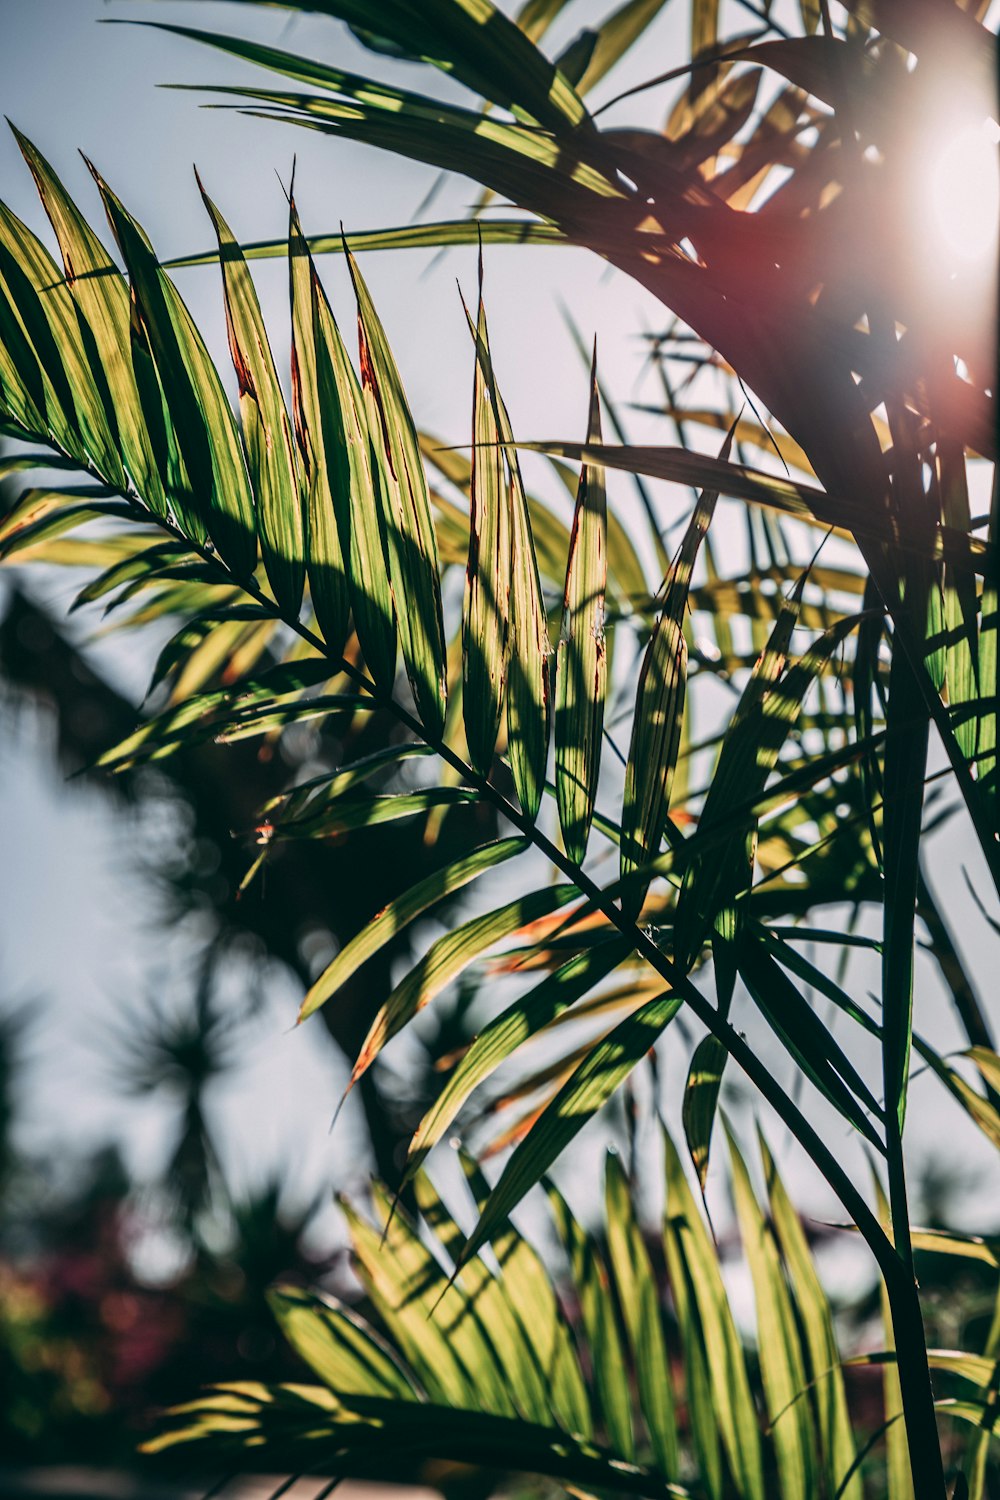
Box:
[881, 1255, 947, 1499]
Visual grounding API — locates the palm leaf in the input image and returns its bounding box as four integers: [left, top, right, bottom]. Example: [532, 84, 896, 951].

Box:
[199, 176, 304, 612]
[88, 166, 256, 574]
[348, 245, 449, 736]
[555, 349, 608, 864]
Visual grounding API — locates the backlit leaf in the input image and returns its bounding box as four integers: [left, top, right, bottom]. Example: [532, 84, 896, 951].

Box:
[556, 349, 607, 864]
[350, 883, 580, 1086]
[463, 269, 509, 775]
[459, 989, 680, 1267]
[199, 177, 303, 612]
[90, 165, 257, 577]
[682, 1033, 727, 1193]
[298, 836, 526, 1022]
[348, 246, 448, 737]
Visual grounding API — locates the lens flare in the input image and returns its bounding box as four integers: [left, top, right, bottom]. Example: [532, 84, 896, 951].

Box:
[927, 117, 1000, 263]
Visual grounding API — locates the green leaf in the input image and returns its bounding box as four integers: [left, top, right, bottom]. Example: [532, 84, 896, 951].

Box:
[71, 537, 194, 610]
[673, 579, 803, 975]
[0, 197, 121, 485]
[727, 1126, 815, 1500]
[620, 442, 726, 909]
[261, 741, 435, 816]
[89, 164, 257, 577]
[459, 990, 680, 1267]
[976, 467, 997, 834]
[882, 641, 929, 1135]
[967, 1046, 1000, 1098]
[740, 942, 885, 1150]
[461, 299, 552, 821]
[937, 437, 980, 764]
[760, 1131, 861, 1500]
[270, 786, 481, 839]
[462, 271, 509, 775]
[682, 1033, 727, 1193]
[691, 0, 721, 92]
[209, 693, 370, 745]
[515, 442, 997, 579]
[799, 0, 822, 34]
[288, 196, 349, 655]
[188, 77, 619, 216]
[166, 217, 567, 269]
[458, 1152, 592, 1439]
[343, 1186, 495, 1411]
[347, 245, 448, 737]
[0, 488, 131, 562]
[422, 434, 571, 592]
[197, 176, 304, 615]
[556, 349, 607, 864]
[146, 602, 277, 697]
[846, 1348, 996, 1391]
[267, 1285, 418, 1400]
[872, 1173, 915, 1500]
[411, 1173, 553, 1426]
[934, 1399, 1000, 1436]
[548, 1182, 634, 1460]
[675, 599, 862, 979]
[909, 1227, 1000, 1270]
[661, 1170, 722, 1499]
[308, 235, 396, 690]
[94, 656, 334, 771]
[12, 128, 166, 513]
[605, 1152, 680, 1477]
[964, 1278, 1000, 1499]
[0, 452, 80, 480]
[349, 882, 580, 1086]
[912, 1038, 1000, 1153]
[298, 836, 527, 1022]
[404, 1177, 521, 1419]
[620, 605, 685, 896]
[577, 0, 676, 95]
[147, 1, 591, 136]
[663, 1126, 765, 1500]
[404, 938, 632, 1183]
[0, 231, 48, 437]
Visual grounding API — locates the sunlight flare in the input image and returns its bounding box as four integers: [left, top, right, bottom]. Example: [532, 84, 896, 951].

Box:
[927, 115, 1000, 263]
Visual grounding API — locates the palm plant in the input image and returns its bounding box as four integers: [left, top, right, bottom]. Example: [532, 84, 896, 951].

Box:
[0, 0, 997, 1494]
[142, 1135, 1000, 1500]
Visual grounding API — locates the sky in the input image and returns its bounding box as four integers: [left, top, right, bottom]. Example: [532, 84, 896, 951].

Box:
[1, 0, 998, 1282]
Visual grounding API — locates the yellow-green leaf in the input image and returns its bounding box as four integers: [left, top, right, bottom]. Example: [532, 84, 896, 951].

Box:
[199, 177, 303, 613]
[556, 349, 607, 863]
[760, 1131, 861, 1500]
[620, 451, 723, 908]
[404, 938, 631, 1184]
[463, 277, 509, 774]
[298, 836, 526, 1022]
[347, 246, 448, 737]
[459, 990, 680, 1268]
[349, 883, 580, 1087]
[727, 1126, 815, 1500]
[682, 1033, 728, 1193]
[288, 198, 349, 655]
[12, 129, 166, 513]
[90, 165, 256, 578]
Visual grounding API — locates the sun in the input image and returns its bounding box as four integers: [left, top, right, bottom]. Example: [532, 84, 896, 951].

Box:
[926, 114, 1000, 264]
